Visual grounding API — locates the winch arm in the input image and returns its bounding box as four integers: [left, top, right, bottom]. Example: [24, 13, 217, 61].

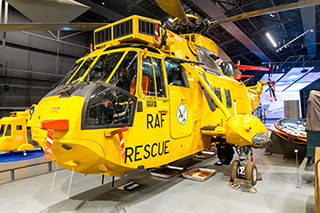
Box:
[196, 71, 231, 119]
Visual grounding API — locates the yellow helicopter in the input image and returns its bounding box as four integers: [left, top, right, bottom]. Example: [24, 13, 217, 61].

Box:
[0, 110, 36, 155]
[3, 0, 318, 186]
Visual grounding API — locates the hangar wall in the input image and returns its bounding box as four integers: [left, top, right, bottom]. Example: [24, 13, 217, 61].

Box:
[300, 77, 320, 118]
[0, 8, 92, 118]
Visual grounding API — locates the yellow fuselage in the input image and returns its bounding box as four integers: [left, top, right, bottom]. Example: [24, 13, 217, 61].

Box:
[28, 15, 269, 176]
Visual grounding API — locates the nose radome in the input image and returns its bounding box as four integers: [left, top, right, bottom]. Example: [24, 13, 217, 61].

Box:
[252, 133, 272, 148]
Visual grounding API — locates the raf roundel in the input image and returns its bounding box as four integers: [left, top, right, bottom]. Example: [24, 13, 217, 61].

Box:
[177, 104, 188, 125]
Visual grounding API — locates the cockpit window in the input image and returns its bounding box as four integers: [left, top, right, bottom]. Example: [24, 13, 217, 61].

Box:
[108, 51, 138, 94]
[68, 57, 96, 84]
[87, 52, 124, 82]
[153, 58, 166, 97]
[5, 124, 11, 136]
[142, 57, 156, 96]
[0, 125, 5, 137]
[196, 45, 222, 76]
[54, 60, 84, 88]
[165, 59, 189, 87]
[83, 84, 136, 129]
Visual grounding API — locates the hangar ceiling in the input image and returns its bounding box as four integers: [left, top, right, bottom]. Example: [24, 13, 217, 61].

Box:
[2, 0, 319, 66]
[71, 0, 320, 67]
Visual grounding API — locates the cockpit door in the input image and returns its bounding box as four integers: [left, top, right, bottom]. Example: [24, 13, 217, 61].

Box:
[129, 52, 170, 166]
[137, 53, 169, 126]
[165, 59, 193, 139]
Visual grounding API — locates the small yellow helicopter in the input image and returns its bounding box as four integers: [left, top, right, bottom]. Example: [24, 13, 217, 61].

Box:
[0, 110, 36, 155]
[3, 0, 318, 186]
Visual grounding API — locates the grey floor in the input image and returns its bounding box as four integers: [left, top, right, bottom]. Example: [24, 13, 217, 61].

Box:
[0, 121, 316, 213]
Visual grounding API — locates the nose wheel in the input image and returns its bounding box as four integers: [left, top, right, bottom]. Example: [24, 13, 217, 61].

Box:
[230, 146, 258, 186]
[245, 162, 257, 186]
[230, 160, 240, 182]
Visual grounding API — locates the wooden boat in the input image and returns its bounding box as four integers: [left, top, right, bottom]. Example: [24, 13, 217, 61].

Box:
[269, 118, 307, 145]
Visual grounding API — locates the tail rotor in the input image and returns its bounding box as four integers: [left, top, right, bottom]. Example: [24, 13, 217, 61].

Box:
[267, 64, 277, 102]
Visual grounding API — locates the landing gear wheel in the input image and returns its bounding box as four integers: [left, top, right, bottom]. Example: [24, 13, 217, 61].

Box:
[245, 162, 257, 186]
[23, 151, 27, 157]
[230, 160, 240, 182]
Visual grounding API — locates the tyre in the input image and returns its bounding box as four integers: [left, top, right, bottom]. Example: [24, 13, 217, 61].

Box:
[230, 160, 240, 182]
[245, 162, 258, 186]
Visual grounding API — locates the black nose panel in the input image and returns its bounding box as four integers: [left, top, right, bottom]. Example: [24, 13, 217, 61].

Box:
[252, 133, 272, 148]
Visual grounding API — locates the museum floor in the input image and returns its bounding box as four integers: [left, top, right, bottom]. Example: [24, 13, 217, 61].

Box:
[0, 121, 316, 213]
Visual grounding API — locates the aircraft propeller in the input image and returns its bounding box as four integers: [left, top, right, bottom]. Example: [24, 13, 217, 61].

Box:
[156, 0, 320, 34]
[0, 0, 319, 32]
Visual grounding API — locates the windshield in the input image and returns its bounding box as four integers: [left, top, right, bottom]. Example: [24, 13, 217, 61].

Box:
[82, 83, 136, 129]
[87, 52, 124, 82]
[0, 124, 5, 137]
[196, 45, 222, 76]
[53, 50, 138, 93]
[67, 57, 96, 84]
[54, 60, 84, 88]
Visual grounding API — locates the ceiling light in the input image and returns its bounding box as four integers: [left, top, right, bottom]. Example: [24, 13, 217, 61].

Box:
[266, 32, 277, 48]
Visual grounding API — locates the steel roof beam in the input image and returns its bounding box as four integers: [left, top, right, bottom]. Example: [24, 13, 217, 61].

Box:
[271, 0, 297, 56]
[191, 0, 271, 62]
[299, 0, 316, 56]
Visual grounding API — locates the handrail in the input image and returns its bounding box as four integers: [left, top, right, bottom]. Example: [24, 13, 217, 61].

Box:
[0, 160, 53, 181]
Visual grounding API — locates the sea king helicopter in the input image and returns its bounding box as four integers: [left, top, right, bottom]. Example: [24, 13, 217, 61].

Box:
[1, 0, 319, 186]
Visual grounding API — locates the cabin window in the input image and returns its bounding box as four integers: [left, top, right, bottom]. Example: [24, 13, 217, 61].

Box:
[108, 51, 138, 94]
[153, 58, 166, 97]
[214, 88, 222, 103]
[83, 84, 136, 129]
[199, 73, 216, 112]
[16, 125, 22, 131]
[68, 57, 96, 84]
[0, 125, 5, 137]
[142, 57, 156, 96]
[5, 124, 11, 136]
[89, 52, 124, 82]
[202, 88, 216, 112]
[165, 59, 189, 87]
[225, 89, 232, 108]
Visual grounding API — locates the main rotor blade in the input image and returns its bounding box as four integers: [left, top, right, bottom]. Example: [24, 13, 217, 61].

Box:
[209, 0, 320, 29]
[0, 22, 106, 31]
[155, 0, 189, 25]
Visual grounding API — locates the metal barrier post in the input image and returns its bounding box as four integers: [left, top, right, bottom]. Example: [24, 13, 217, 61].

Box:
[10, 170, 14, 181]
[48, 161, 52, 172]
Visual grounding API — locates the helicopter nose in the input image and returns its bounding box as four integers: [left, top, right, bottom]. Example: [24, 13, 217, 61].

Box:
[252, 133, 272, 148]
[40, 119, 69, 130]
